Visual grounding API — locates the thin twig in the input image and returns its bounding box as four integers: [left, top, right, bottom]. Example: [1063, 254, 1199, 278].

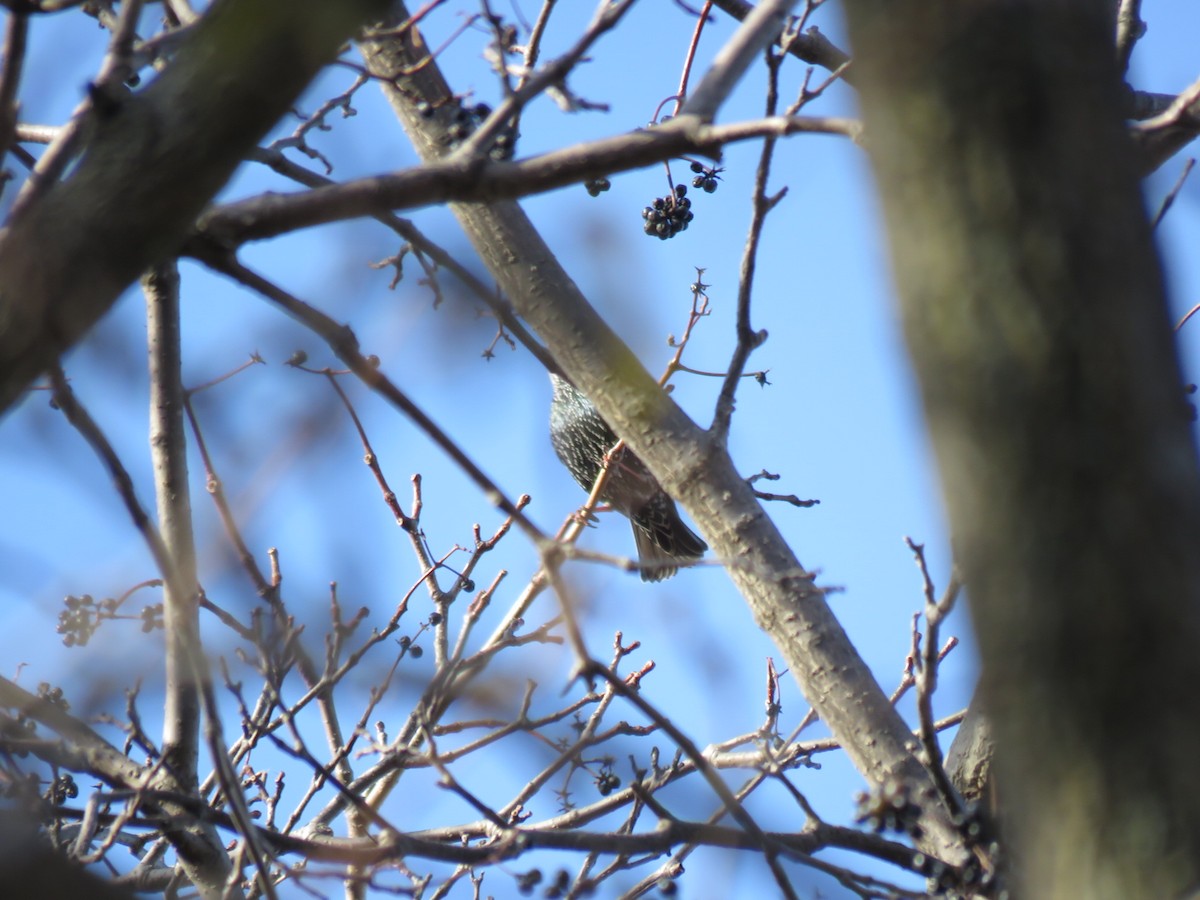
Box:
[9, 0, 144, 220]
[671, 0, 714, 115]
[452, 0, 637, 159]
[905, 537, 963, 821]
[682, 0, 800, 120]
[0, 8, 29, 173]
[201, 253, 539, 536]
[1151, 156, 1195, 230]
[712, 37, 789, 441]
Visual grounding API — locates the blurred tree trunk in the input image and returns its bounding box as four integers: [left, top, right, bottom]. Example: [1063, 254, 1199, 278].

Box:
[842, 2, 1200, 897]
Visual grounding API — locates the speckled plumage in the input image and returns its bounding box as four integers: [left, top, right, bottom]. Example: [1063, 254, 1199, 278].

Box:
[549, 374, 707, 581]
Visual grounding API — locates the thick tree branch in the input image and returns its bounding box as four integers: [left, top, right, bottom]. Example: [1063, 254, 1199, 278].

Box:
[0, 0, 391, 416]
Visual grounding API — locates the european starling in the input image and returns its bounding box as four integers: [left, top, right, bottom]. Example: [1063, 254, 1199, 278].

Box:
[549, 373, 707, 581]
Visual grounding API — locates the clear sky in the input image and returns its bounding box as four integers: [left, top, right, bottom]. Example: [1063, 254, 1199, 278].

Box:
[2, 2, 1199, 897]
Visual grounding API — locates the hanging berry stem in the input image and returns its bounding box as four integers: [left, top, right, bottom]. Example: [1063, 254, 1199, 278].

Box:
[673, 0, 715, 117]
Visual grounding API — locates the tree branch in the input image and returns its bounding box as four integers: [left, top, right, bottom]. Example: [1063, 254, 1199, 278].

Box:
[356, 1, 969, 865]
[0, 0, 392, 415]
[192, 114, 859, 247]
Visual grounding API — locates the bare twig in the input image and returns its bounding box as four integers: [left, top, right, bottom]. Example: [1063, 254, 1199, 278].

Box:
[9, 0, 143, 220]
[682, 0, 799, 120]
[202, 254, 539, 538]
[0, 8, 28, 173]
[905, 537, 963, 821]
[1152, 157, 1195, 230]
[452, 0, 637, 159]
[712, 38, 789, 441]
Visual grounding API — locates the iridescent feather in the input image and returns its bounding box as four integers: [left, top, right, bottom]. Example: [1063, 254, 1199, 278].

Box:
[549, 374, 706, 581]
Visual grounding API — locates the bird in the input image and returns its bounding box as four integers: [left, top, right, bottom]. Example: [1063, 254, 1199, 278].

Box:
[548, 373, 707, 581]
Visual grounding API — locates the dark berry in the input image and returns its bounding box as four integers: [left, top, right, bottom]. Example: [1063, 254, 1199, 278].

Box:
[515, 870, 542, 895]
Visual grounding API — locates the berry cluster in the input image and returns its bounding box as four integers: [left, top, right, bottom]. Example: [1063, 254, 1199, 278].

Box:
[689, 160, 722, 193]
[140, 602, 164, 633]
[584, 176, 611, 197]
[914, 852, 1005, 899]
[38, 682, 70, 711]
[860, 788, 1005, 898]
[57, 592, 163, 645]
[594, 767, 621, 796]
[398, 635, 424, 658]
[57, 593, 111, 647]
[47, 773, 78, 804]
[642, 184, 694, 240]
[515, 868, 593, 898]
[854, 777, 924, 838]
[415, 98, 517, 160]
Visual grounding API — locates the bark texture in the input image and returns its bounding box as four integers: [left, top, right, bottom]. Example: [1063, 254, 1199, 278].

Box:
[842, 2, 1200, 896]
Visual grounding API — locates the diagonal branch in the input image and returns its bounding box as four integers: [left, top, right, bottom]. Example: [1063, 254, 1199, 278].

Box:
[0, 0, 392, 415]
[356, 1, 969, 866]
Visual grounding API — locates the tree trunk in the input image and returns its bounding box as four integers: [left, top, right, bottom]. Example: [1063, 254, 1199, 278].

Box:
[843, 2, 1200, 896]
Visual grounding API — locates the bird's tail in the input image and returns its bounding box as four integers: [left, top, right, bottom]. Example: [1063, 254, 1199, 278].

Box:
[631, 496, 707, 582]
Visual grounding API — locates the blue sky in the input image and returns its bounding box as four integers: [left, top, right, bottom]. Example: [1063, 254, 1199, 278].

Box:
[2, 2, 1199, 896]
